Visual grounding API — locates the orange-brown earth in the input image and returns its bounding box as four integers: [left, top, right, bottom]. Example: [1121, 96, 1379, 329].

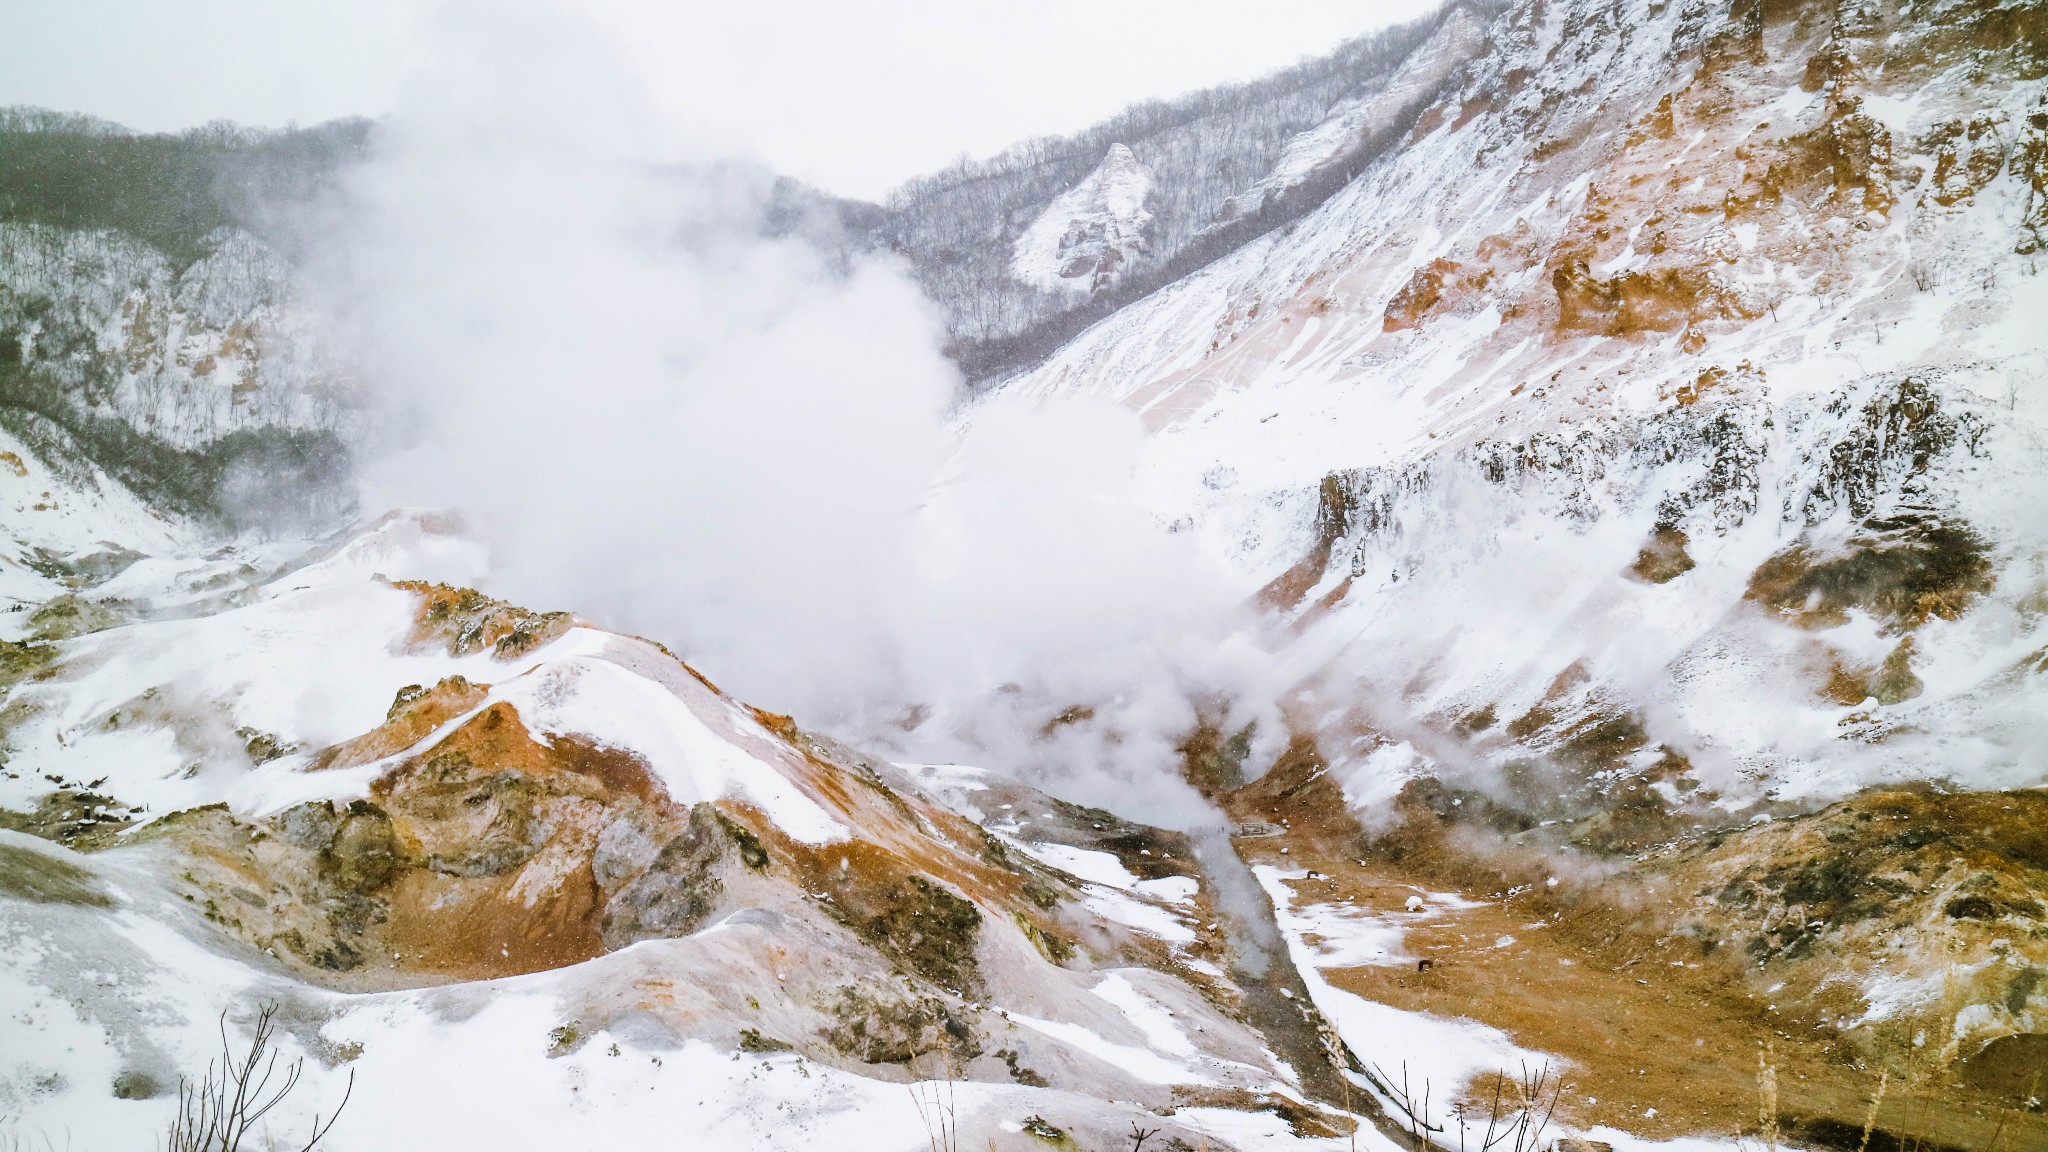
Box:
[1216, 739, 2048, 1150]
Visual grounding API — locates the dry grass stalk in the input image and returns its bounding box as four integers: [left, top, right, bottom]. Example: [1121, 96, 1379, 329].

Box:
[1857, 1071, 1888, 1152]
[909, 1052, 961, 1152]
[1756, 1041, 1780, 1152]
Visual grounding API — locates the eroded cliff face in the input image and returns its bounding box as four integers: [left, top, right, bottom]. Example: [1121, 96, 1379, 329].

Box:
[1011, 144, 1158, 295]
[0, 222, 352, 533]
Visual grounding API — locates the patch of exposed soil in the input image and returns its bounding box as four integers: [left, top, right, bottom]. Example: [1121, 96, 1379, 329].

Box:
[1383, 258, 1493, 333]
[829, 873, 984, 997]
[0, 637, 57, 691]
[24, 592, 125, 640]
[1552, 257, 1745, 337]
[0, 788, 142, 849]
[0, 838, 113, 905]
[1219, 749, 2048, 1149]
[821, 984, 981, 1065]
[393, 581, 574, 660]
[1627, 528, 1696, 584]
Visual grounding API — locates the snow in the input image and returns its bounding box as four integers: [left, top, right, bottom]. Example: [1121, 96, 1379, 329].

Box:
[1006, 839, 1200, 940]
[312, 1003, 934, 1152]
[1340, 742, 1431, 818]
[0, 222, 331, 454]
[1012, 840, 1139, 888]
[205, 627, 858, 848]
[1006, 1011, 1211, 1085]
[1081, 887, 1198, 945]
[501, 652, 849, 844]
[1010, 840, 1197, 903]
[1214, 8, 1487, 228]
[1280, 898, 1415, 968]
[1091, 972, 1201, 1058]
[1135, 874, 1199, 905]
[1577, 1128, 1744, 1152]
[0, 425, 190, 630]
[276, 509, 495, 593]
[898, 762, 997, 820]
[0, 883, 929, 1152]
[0, 578, 524, 817]
[1175, 1105, 1404, 1152]
[1256, 867, 1547, 1096]
[988, 0, 2048, 813]
[0, 452, 851, 845]
[6, 1, 2044, 1146]
[2, 833, 1386, 1152]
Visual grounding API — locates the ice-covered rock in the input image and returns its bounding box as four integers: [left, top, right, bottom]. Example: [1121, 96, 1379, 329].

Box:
[1010, 144, 1156, 294]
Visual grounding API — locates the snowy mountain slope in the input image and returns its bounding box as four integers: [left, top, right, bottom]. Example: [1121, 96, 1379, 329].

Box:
[0, 221, 354, 535]
[879, 5, 1490, 376]
[0, 113, 366, 532]
[0, 421, 191, 629]
[984, 0, 2048, 1143]
[0, 223, 328, 450]
[0, 829, 1364, 1152]
[1004, 0, 2048, 810]
[1212, 8, 1489, 230]
[5, 0, 2047, 1145]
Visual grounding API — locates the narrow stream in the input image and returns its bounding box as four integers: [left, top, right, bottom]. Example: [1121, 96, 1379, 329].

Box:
[1187, 825, 1354, 1107]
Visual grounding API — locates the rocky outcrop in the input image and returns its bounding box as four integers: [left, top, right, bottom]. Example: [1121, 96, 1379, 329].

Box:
[392, 582, 576, 660]
[1550, 257, 1742, 337]
[1382, 257, 1494, 331]
[1745, 513, 1995, 634]
[2013, 106, 2048, 252]
[600, 802, 751, 948]
[1010, 144, 1156, 294]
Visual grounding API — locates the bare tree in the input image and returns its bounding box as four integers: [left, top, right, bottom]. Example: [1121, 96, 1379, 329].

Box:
[1459, 1063, 1562, 1152]
[165, 1003, 352, 1152]
[1368, 1060, 1445, 1144]
[1364, 1059, 1562, 1152]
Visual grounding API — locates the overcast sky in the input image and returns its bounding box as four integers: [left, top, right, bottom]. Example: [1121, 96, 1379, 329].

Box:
[0, 0, 1441, 199]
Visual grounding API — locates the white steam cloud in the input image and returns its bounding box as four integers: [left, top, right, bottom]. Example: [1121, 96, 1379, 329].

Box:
[317, 1, 1285, 832]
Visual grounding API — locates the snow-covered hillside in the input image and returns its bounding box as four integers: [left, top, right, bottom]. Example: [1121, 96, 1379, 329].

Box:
[880, 6, 1483, 376]
[983, 0, 2048, 1143]
[1213, 8, 1488, 230]
[1002, 0, 2048, 812]
[0, 114, 362, 534]
[0, 223, 328, 450]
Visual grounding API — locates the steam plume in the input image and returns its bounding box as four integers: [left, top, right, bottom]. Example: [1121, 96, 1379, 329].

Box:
[317, 0, 1286, 832]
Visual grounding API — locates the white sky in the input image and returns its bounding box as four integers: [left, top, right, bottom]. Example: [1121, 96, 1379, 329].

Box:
[0, 0, 1442, 200]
